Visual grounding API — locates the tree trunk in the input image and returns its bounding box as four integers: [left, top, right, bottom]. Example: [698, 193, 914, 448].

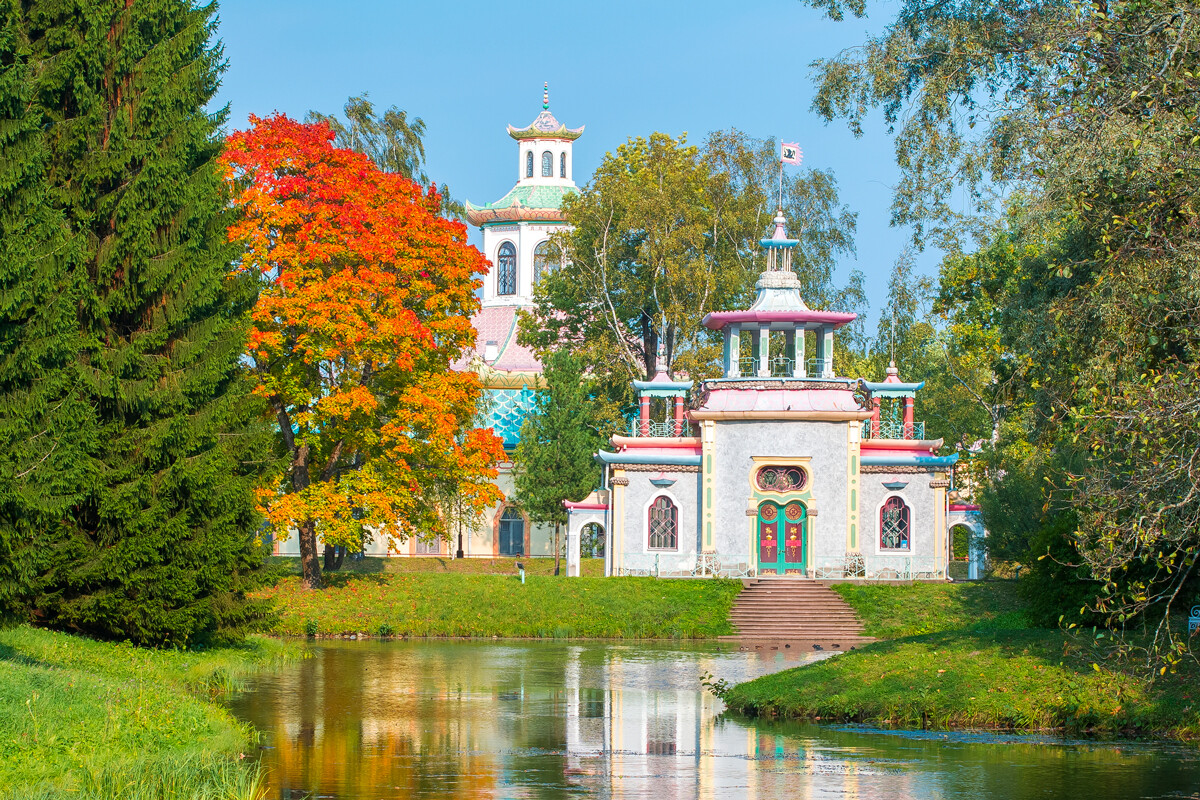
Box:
[323, 544, 345, 572]
[554, 522, 561, 576]
[298, 518, 322, 589]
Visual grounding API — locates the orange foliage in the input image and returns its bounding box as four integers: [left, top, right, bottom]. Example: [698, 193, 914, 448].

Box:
[222, 114, 503, 554]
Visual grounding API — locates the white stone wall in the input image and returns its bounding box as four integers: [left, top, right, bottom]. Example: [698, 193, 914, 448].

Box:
[709, 419, 852, 567]
[611, 470, 702, 575]
[480, 221, 569, 306]
[860, 470, 946, 575]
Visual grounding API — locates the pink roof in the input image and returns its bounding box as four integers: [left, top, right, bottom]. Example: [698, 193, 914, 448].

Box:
[452, 305, 543, 374]
[696, 386, 864, 415]
[861, 439, 943, 454]
[702, 309, 858, 330]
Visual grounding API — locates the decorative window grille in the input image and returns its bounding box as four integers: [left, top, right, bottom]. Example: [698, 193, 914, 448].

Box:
[496, 242, 517, 295]
[755, 466, 808, 493]
[647, 496, 678, 550]
[533, 241, 558, 282]
[560, 152, 567, 178]
[525, 151, 534, 177]
[880, 496, 911, 550]
[415, 537, 440, 555]
[541, 151, 553, 177]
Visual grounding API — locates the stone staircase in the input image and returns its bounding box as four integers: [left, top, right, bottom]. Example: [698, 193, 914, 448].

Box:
[723, 579, 870, 643]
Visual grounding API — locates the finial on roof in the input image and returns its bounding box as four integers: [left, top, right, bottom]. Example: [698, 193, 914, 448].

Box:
[543, 82, 549, 110]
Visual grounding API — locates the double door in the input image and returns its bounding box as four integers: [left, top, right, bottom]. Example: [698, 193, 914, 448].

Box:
[757, 500, 806, 574]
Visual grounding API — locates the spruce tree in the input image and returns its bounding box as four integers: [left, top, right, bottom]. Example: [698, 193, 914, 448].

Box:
[0, 0, 93, 614]
[513, 352, 606, 575]
[0, 0, 271, 645]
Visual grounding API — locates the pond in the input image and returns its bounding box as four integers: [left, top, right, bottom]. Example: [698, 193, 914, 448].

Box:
[228, 640, 1200, 799]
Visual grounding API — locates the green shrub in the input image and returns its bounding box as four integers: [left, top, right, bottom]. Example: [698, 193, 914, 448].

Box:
[1018, 514, 1106, 628]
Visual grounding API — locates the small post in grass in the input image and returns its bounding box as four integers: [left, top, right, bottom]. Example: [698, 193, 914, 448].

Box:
[516, 562, 525, 585]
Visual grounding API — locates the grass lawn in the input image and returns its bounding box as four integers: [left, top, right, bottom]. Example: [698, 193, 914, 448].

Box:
[831, 580, 1029, 639]
[724, 581, 1200, 739]
[257, 572, 742, 638]
[0, 626, 296, 800]
[266, 554, 606, 577]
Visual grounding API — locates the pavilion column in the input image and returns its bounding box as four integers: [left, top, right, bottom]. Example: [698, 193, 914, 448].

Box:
[902, 396, 915, 437]
[725, 326, 741, 377]
[871, 397, 882, 437]
[796, 328, 807, 377]
[639, 395, 651, 436]
[784, 330, 797, 377]
[821, 326, 835, 377]
[756, 324, 771, 377]
[673, 396, 685, 436]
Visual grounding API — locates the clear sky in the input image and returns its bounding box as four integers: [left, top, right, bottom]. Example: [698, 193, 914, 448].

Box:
[213, 0, 937, 334]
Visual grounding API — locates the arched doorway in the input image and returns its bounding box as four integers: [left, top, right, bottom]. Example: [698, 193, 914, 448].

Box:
[498, 508, 525, 556]
[581, 522, 605, 558]
[757, 500, 806, 575]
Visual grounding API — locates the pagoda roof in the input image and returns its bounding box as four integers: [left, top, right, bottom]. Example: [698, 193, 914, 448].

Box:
[451, 304, 543, 378]
[507, 108, 585, 141]
[701, 309, 858, 330]
[464, 184, 576, 226]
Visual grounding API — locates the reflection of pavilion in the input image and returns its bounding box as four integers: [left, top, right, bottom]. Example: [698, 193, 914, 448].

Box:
[560, 646, 835, 799]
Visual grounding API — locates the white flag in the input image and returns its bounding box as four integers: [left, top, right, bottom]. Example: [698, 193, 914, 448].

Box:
[781, 142, 803, 165]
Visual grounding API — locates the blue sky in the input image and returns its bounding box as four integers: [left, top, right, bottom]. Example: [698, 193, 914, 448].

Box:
[214, 0, 937, 333]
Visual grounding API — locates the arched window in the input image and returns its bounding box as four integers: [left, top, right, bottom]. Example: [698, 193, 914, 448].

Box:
[880, 496, 911, 550]
[496, 242, 517, 295]
[499, 507, 525, 556]
[560, 152, 567, 178]
[533, 241, 559, 282]
[648, 496, 678, 550]
[525, 151, 534, 178]
[541, 150, 553, 177]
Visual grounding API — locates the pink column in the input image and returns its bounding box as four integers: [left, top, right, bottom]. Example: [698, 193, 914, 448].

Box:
[902, 397, 915, 438]
[639, 395, 651, 436]
[871, 398, 881, 438]
[673, 396, 684, 436]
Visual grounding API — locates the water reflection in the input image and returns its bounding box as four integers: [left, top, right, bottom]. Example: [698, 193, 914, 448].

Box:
[228, 641, 1200, 800]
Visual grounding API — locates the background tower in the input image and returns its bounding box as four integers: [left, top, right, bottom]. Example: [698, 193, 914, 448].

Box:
[465, 83, 583, 307]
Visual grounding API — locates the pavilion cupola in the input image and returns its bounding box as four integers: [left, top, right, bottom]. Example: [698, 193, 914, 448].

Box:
[701, 209, 857, 380]
[861, 361, 927, 440]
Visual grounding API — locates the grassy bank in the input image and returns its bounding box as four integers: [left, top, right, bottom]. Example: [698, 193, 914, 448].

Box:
[723, 582, 1200, 739]
[0, 626, 295, 799]
[258, 572, 742, 638]
[831, 581, 1030, 638]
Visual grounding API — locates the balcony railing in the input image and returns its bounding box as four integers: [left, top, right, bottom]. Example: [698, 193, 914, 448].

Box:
[736, 356, 759, 376]
[629, 419, 687, 438]
[861, 419, 926, 440]
[805, 357, 832, 377]
[768, 356, 794, 377]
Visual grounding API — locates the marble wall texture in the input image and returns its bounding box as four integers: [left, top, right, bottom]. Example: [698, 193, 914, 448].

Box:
[610, 469, 701, 575]
[709, 419, 851, 566]
[859, 469, 946, 573]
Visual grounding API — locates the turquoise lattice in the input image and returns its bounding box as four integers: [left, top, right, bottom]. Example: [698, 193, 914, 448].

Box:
[488, 388, 540, 447]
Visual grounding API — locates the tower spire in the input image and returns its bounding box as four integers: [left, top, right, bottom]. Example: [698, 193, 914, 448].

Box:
[543, 82, 549, 110]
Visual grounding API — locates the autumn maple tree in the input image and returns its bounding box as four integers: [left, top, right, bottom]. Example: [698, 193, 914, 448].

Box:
[222, 114, 503, 589]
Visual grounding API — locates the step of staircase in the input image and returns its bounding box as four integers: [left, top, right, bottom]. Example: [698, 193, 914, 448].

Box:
[721, 579, 872, 644]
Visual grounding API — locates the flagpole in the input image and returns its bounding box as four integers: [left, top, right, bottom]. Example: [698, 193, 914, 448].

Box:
[778, 155, 784, 212]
